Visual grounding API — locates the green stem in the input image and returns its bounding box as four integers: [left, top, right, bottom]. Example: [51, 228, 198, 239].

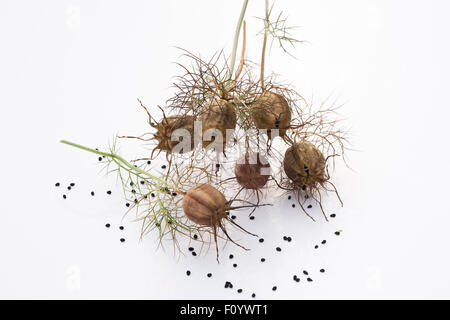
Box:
[228, 0, 249, 80]
[60, 140, 169, 187]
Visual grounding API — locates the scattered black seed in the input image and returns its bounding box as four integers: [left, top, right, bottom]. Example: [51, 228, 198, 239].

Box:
[320, 269, 325, 273]
[172, 192, 177, 196]
[260, 258, 266, 262]
[335, 231, 340, 236]
[126, 203, 130, 207]
[276, 247, 281, 252]
[120, 238, 125, 243]
[67, 186, 71, 190]
[192, 252, 197, 256]
[207, 273, 212, 278]
[293, 275, 298, 280]
[231, 215, 236, 220]
[287, 237, 292, 242]
[131, 189, 136, 194]
[288, 195, 292, 200]
[119, 226, 124, 230]
[259, 238, 264, 243]
[303, 270, 308, 275]
[161, 165, 167, 169]
[98, 157, 102, 161]
[249, 216, 255, 220]
[63, 194, 67, 199]
[233, 264, 237, 268]
[130, 182, 134, 186]
[107, 190, 112, 195]
[216, 164, 220, 168]
[292, 204, 295, 208]
[70, 183, 75, 187]
[229, 254, 234, 259]
[307, 205, 312, 209]
[91, 191, 95, 196]
[193, 234, 198, 240]
[147, 160, 151, 165]
[295, 278, 300, 283]
[134, 199, 138, 203]
[252, 293, 256, 298]
[151, 193, 155, 197]
[140, 180, 145, 185]
[301, 185, 306, 191]
[283, 236, 287, 241]
[55, 182, 60, 187]
[188, 247, 194, 252]
[272, 286, 277, 291]
[237, 289, 242, 293]
[105, 223, 110, 228]
[330, 214, 336, 218]
[226, 211, 230, 216]
[307, 278, 313, 282]
[186, 270, 191, 276]
[321, 240, 327, 244]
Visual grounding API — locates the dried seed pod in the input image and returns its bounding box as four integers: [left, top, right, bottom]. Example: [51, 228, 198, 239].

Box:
[234, 153, 270, 190]
[283, 141, 326, 189]
[199, 99, 237, 151]
[251, 91, 292, 139]
[152, 115, 196, 157]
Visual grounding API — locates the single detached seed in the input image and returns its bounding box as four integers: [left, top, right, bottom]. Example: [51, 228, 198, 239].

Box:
[126, 203, 130, 207]
[261, 258, 266, 262]
[259, 238, 264, 243]
[287, 237, 292, 242]
[107, 190, 112, 195]
[252, 293, 256, 298]
[307, 205, 312, 209]
[272, 286, 277, 291]
[321, 240, 327, 244]
[55, 182, 60, 187]
[188, 247, 194, 252]
[98, 157, 102, 161]
[193, 234, 198, 240]
[314, 245, 319, 249]
[215, 164, 220, 168]
[229, 254, 234, 259]
[186, 270, 191, 276]
[67, 186, 71, 190]
[237, 289, 242, 293]
[288, 196, 291, 200]
[147, 160, 151, 165]
[63, 194, 67, 199]
[276, 247, 281, 252]
[303, 270, 308, 275]
[283, 236, 287, 241]
[207, 273, 212, 278]
[330, 214, 336, 218]
[105, 223, 110, 228]
[320, 269, 325, 273]
[292, 204, 295, 208]
[192, 252, 197, 256]
[161, 165, 167, 169]
[131, 189, 136, 193]
[231, 215, 236, 220]
[249, 216, 255, 220]
[307, 278, 313, 282]
[119, 226, 124, 230]
[134, 199, 138, 203]
[335, 231, 341, 236]
[70, 183, 75, 187]
[232, 263, 237, 267]
[91, 191, 95, 196]
[120, 238, 125, 242]
[172, 192, 177, 196]
[140, 181, 145, 185]
[151, 193, 155, 197]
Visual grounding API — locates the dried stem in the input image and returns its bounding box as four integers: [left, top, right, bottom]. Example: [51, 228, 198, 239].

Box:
[260, 0, 269, 90]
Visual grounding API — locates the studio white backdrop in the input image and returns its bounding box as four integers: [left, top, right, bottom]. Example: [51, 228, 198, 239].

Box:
[1, 0, 450, 299]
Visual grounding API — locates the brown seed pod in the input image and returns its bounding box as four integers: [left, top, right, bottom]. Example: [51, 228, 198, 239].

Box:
[152, 115, 196, 158]
[199, 99, 237, 151]
[251, 91, 292, 139]
[234, 153, 270, 190]
[283, 142, 327, 189]
[182, 184, 260, 260]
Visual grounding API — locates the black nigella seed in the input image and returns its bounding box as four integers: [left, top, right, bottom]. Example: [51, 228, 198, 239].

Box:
[276, 247, 281, 252]
[249, 216, 255, 220]
[55, 182, 60, 187]
[126, 203, 130, 207]
[105, 223, 110, 228]
[226, 211, 230, 216]
[303, 270, 308, 275]
[98, 157, 102, 161]
[193, 234, 198, 240]
[330, 214, 336, 218]
[207, 273, 212, 278]
[302, 185, 306, 190]
[283, 236, 287, 241]
[188, 247, 194, 252]
[307, 205, 312, 209]
[261, 258, 266, 262]
[287, 237, 292, 242]
[321, 240, 327, 244]
[131, 189, 136, 193]
[63, 194, 67, 199]
[151, 193, 155, 197]
[161, 165, 167, 169]
[307, 278, 313, 282]
[229, 254, 234, 259]
[120, 238, 125, 243]
[252, 293, 256, 298]
[237, 289, 242, 293]
[335, 231, 340, 236]
[186, 270, 191, 276]
[107, 190, 112, 195]
[288, 196, 291, 200]
[231, 215, 236, 220]
[67, 186, 71, 190]
[216, 163, 220, 168]
[140, 181, 145, 185]
[292, 204, 295, 208]
[314, 245, 319, 249]
[134, 199, 138, 203]
[192, 252, 197, 256]
[293, 275, 298, 280]
[272, 286, 277, 291]
[70, 183, 75, 187]
[259, 238, 264, 243]
[147, 160, 151, 165]
[91, 191, 95, 196]
[172, 192, 177, 196]
[320, 269, 325, 273]
[119, 226, 124, 230]
[295, 278, 300, 282]
[233, 264, 237, 268]
[130, 182, 134, 186]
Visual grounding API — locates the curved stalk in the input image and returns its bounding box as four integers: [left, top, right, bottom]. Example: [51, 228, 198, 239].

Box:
[260, 0, 269, 90]
[228, 0, 249, 80]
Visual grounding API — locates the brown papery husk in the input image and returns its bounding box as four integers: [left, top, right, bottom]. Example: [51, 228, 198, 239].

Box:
[283, 142, 326, 190]
[234, 152, 270, 190]
[199, 99, 237, 152]
[182, 184, 258, 261]
[251, 91, 292, 139]
[152, 115, 196, 158]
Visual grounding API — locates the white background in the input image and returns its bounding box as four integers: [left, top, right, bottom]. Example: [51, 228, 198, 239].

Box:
[1, 0, 450, 299]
